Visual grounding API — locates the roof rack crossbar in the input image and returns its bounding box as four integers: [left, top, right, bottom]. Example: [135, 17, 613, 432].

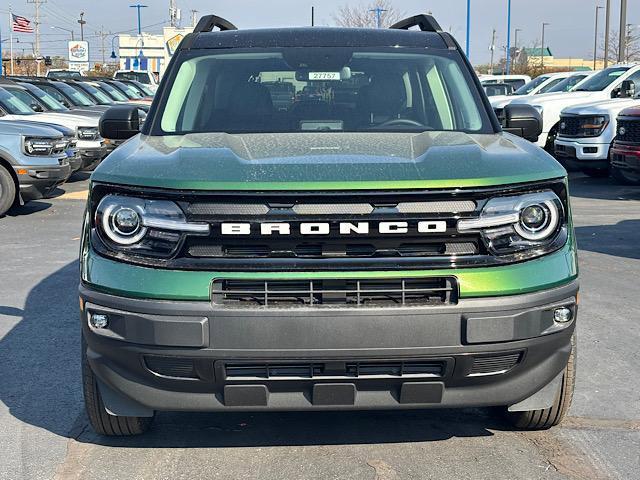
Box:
[193, 15, 237, 33]
[390, 14, 442, 33]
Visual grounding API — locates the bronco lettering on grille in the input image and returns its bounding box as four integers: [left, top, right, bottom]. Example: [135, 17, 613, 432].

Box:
[217, 221, 448, 235]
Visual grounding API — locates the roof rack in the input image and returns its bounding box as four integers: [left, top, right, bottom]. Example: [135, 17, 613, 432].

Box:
[193, 14, 237, 33]
[390, 14, 442, 33]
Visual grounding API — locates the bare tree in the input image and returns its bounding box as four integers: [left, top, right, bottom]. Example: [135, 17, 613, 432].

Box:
[599, 28, 640, 64]
[333, 0, 405, 29]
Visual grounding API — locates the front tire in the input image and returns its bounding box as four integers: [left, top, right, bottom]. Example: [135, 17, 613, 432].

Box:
[508, 334, 576, 430]
[0, 165, 16, 216]
[82, 343, 154, 436]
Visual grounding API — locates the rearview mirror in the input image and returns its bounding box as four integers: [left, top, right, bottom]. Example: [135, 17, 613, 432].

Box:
[99, 105, 141, 140]
[501, 104, 542, 142]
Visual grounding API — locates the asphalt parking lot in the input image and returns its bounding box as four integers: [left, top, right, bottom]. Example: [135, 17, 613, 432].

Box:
[0, 172, 639, 480]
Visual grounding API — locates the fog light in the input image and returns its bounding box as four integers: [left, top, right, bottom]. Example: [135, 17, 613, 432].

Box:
[90, 313, 109, 329]
[553, 307, 573, 324]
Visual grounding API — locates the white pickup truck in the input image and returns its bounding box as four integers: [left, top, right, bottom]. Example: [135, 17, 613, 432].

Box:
[489, 71, 581, 109]
[508, 64, 640, 150]
[554, 93, 640, 177]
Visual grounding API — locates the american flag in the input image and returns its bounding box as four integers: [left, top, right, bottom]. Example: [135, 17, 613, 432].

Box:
[12, 14, 34, 33]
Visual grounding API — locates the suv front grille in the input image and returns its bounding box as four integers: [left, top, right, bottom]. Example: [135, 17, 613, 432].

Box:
[212, 277, 457, 307]
[616, 119, 640, 144]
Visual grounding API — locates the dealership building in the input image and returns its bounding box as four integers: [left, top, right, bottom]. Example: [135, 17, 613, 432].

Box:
[117, 26, 193, 78]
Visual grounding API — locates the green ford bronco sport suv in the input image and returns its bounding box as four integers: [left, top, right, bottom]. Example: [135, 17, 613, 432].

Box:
[80, 14, 578, 436]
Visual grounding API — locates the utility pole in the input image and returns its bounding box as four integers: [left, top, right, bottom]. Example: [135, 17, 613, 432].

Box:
[130, 4, 148, 36]
[169, 0, 179, 28]
[78, 12, 86, 41]
[97, 27, 109, 65]
[26, 0, 46, 76]
[618, 0, 627, 63]
[604, 0, 611, 67]
[514, 28, 522, 72]
[190, 10, 198, 27]
[625, 23, 633, 62]
[369, 7, 386, 29]
[594, 6, 604, 70]
[311, 6, 314, 27]
[505, 0, 512, 74]
[489, 29, 496, 74]
[541, 22, 550, 71]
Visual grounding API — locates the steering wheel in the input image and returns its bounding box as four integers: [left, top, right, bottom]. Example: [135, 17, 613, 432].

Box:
[376, 118, 426, 128]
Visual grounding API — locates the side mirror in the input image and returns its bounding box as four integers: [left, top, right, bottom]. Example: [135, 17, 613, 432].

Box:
[501, 104, 542, 142]
[99, 105, 141, 140]
[619, 80, 635, 98]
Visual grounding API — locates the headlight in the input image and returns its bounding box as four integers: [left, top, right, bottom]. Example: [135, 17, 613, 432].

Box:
[24, 136, 68, 156]
[95, 195, 209, 256]
[77, 126, 100, 140]
[458, 190, 565, 256]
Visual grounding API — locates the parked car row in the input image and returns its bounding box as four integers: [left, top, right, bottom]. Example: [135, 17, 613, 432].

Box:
[0, 74, 154, 216]
[488, 64, 640, 185]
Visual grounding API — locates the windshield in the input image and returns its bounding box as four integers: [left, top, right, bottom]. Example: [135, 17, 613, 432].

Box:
[574, 67, 629, 91]
[74, 83, 113, 104]
[132, 81, 154, 96]
[111, 80, 143, 99]
[0, 88, 36, 115]
[512, 75, 550, 95]
[115, 71, 151, 84]
[5, 88, 43, 111]
[546, 74, 588, 93]
[537, 77, 568, 94]
[97, 82, 128, 101]
[21, 84, 68, 111]
[53, 82, 95, 106]
[157, 48, 491, 135]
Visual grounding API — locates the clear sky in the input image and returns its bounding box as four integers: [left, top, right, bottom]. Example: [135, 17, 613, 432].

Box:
[2, 0, 639, 65]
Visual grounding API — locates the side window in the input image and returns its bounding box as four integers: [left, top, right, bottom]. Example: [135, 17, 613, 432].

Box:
[622, 70, 640, 89]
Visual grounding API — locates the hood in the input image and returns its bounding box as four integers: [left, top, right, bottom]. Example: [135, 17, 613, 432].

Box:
[561, 97, 640, 116]
[0, 119, 63, 137]
[92, 131, 565, 191]
[3, 119, 75, 137]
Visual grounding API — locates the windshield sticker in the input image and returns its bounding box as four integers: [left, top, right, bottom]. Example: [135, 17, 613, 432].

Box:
[309, 72, 341, 81]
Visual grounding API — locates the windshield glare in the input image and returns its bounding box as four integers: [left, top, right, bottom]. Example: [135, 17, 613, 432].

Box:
[512, 75, 549, 95]
[575, 67, 629, 91]
[158, 48, 490, 135]
[76, 83, 113, 104]
[55, 83, 95, 106]
[0, 88, 36, 115]
[98, 82, 128, 101]
[546, 74, 588, 93]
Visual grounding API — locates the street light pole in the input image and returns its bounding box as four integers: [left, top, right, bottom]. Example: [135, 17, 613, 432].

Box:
[78, 12, 86, 41]
[541, 22, 550, 71]
[618, 0, 628, 63]
[593, 6, 603, 70]
[505, 0, 512, 74]
[50, 25, 74, 41]
[368, 7, 387, 29]
[130, 4, 148, 36]
[465, 0, 471, 58]
[514, 28, 522, 72]
[604, 0, 611, 67]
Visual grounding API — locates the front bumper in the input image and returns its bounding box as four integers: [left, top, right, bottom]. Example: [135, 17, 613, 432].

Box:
[15, 162, 71, 202]
[554, 138, 610, 169]
[77, 141, 107, 169]
[611, 144, 640, 180]
[80, 280, 578, 413]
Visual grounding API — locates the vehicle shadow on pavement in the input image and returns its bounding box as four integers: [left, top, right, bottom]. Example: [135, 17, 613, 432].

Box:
[575, 220, 640, 260]
[0, 261, 511, 448]
[7, 201, 52, 216]
[568, 174, 640, 201]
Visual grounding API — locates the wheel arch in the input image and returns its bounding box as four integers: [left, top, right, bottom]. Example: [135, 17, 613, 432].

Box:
[0, 155, 20, 206]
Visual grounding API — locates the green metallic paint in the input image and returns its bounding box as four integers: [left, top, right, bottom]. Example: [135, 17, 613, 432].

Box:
[91, 131, 566, 191]
[82, 241, 578, 301]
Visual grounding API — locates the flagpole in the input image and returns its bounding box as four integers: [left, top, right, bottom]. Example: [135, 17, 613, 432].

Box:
[9, 8, 14, 75]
